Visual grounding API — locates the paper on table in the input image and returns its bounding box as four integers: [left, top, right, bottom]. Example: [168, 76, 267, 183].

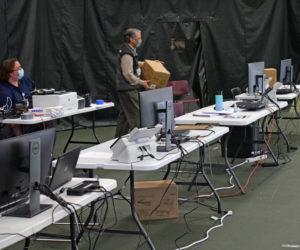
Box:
[202, 107, 236, 115]
[192, 113, 219, 117]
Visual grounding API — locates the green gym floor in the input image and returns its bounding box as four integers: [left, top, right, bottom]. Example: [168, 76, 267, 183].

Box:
[5, 113, 300, 250]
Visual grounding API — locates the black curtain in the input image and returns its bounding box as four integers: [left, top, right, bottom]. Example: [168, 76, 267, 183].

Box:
[0, 0, 299, 110]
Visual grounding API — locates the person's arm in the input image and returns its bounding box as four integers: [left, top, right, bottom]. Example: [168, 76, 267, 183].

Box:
[0, 86, 13, 108]
[0, 85, 21, 135]
[23, 75, 36, 91]
[31, 78, 36, 91]
[121, 55, 147, 86]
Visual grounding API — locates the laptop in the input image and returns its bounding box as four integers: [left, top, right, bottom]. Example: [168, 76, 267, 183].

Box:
[49, 146, 81, 190]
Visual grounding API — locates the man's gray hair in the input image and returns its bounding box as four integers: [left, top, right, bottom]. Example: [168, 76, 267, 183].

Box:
[123, 28, 141, 43]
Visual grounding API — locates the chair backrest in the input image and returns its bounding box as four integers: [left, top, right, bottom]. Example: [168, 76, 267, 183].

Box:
[173, 101, 185, 117]
[167, 80, 189, 97]
[230, 87, 242, 99]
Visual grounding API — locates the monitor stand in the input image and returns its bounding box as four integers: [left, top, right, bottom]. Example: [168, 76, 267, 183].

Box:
[157, 100, 177, 152]
[5, 139, 52, 218]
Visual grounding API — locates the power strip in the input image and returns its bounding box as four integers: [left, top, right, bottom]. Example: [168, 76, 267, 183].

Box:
[246, 154, 267, 163]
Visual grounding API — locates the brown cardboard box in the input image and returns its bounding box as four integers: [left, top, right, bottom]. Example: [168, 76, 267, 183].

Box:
[134, 180, 178, 221]
[141, 60, 170, 89]
[264, 68, 277, 87]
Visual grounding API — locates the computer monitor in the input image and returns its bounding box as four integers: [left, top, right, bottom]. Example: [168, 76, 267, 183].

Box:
[139, 87, 174, 129]
[139, 87, 176, 152]
[280, 58, 293, 84]
[0, 127, 56, 217]
[248, 62, 265, 94]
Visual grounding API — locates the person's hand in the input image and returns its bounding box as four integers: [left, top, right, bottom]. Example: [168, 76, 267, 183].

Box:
[155, 60, 164, 64]
[142, 80, 151, 90]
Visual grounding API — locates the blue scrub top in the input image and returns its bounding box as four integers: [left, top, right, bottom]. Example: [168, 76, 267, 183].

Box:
[0, 75, 36, 107]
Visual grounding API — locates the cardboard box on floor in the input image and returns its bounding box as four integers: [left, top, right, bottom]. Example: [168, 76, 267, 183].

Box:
[141, 60, 170, 89]
[134, 180, 178, 221]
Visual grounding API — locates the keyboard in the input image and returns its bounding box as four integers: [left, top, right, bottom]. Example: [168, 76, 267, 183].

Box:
[236, 101, 266, 110]
[276, 88, 293, 95]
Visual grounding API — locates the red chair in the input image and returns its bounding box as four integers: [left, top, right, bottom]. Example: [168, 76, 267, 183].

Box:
[173, 101, 185, 117]
[167, 80, 199, 113]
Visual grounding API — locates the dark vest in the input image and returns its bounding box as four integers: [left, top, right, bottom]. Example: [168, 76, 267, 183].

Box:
[116, 43, 139, 91]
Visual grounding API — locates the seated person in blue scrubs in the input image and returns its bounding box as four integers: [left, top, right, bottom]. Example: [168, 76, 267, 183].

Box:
[0, 58, 36, 108]
[0, 58, 38, 138]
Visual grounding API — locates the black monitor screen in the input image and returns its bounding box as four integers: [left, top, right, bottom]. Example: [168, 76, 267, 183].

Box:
[139, 87, 174, 128]
[0, 127, 56, 213]
[280, 58, 292, 84]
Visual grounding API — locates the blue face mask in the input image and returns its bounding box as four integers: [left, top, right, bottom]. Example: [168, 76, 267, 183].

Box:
[18, 68, 24, 79]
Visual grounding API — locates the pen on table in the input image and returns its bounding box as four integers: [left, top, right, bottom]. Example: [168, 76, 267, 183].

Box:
[192, 114, 210, 117]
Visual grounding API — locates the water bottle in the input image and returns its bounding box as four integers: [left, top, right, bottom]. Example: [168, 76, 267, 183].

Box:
[215, 91, 223, 111]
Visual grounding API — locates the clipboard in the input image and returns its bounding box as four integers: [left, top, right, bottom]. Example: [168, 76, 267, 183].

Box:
[175, 125, 210, 130]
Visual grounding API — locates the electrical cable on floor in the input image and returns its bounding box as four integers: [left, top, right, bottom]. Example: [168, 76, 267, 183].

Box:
[221, 113, 275, 197]
[40, 184, 86, 234]
[77, 187, 117, 250]
[185, 113, 275, 199]
[137, 145, 187, 249]
[174, 210, 233, 250]
[173, 138, 231, 249]
[92, 194, 109, 250]
[41, 185, 115, 249]
[87, 192, 109, 250]
[184, 159, 248, 199]
[173, 122, 276, 249]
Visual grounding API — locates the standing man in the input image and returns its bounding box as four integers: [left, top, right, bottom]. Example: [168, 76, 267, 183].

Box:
[115, 28, 150, 137]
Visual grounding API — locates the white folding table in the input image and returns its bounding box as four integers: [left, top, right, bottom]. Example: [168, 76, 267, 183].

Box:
[236, 87, 300, 116]
[1, 103, 114, 152]
[76, 126, 229, 250]
[175, 100, 289, 166]
[0, 178, 117, 250]
[236, 90, 300, 150]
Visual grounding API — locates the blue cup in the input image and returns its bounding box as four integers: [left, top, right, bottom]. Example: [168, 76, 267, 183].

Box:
[96, 100, 104, 105]
[215, 91, 223, 111]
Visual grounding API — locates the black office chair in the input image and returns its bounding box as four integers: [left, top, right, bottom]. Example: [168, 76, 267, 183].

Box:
[230, 87, 242, 99]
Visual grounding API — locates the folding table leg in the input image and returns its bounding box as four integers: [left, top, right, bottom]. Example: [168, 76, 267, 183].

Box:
[162, 164, 171, 180]
[63, 116, 76, 153]
[91, 111, 101, 144]
[129, 171, 155, 250]
[261, 116, 279, 166]
[231, 126, 247, 164]
[201, 164, 222, 213]
[223, 130, 245, 193]
[23, 237, 30, 250]
[274, 112, 290, 152]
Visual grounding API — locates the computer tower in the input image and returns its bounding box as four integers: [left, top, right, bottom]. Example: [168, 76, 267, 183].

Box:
[222, 124, 260, 158]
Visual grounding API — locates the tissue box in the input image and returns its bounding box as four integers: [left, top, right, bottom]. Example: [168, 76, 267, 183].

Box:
[141, 60, 170, 89]
[134, 180, 178, 221]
